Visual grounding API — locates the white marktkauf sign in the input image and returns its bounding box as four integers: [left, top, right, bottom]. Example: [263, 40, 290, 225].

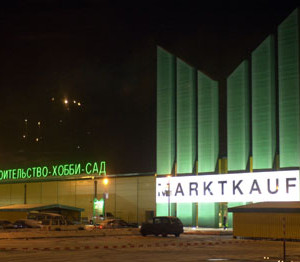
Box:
[156, 170, 300, 203]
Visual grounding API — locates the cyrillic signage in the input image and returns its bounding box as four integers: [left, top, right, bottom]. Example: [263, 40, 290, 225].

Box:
[156, 170, 300, 203]
[0, 161, 106, 182]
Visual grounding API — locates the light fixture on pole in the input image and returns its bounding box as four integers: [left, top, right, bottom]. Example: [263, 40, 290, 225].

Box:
[103, 177, 109, 220]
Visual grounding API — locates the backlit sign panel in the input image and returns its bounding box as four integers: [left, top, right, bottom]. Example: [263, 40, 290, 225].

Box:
[156, 170, 299, 203]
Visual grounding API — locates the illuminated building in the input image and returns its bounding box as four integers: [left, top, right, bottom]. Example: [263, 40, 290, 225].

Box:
[156, 8, 300, 227]
[0, 8, 299, 228]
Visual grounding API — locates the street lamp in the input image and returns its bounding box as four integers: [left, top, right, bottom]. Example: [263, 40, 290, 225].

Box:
[103, 178, 109, 220]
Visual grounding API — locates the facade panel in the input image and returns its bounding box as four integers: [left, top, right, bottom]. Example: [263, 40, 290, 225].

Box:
[75, 180, 94, 219]
[27, 183, 42, 204]
[198, 203, 219, 227]
[41, 182, 58, 204]
[278, 9, 300, 168]
[198, 71, 219, 173]
[137, 176, 156, 223]
[177, 59, 197, 174]
[11, 184, 24, 205]
[157, 47, 176, 175]
[0, 184, 11, 206]
[227, 60, 250, 171]
[58, 181, 76, 206]
[252, 35, 276, 169]
[177, 203, 196, 226]
[116, 177, 138, 223]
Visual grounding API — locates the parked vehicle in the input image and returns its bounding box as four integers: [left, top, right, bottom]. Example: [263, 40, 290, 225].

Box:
[0, 220, 14, 229]
[140, 216, 183, 237]
[98, 212, 115, 220]
[13, 219, 42, 228]
[97, 219, 138, 229]
[27, 212, 84, 231]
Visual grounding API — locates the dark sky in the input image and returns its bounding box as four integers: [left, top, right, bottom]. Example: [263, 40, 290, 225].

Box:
[0, 0, 298, 173]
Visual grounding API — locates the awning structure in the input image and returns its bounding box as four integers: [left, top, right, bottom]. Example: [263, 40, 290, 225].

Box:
[0, 204, 84, 221]
[0, 204, 84, 212]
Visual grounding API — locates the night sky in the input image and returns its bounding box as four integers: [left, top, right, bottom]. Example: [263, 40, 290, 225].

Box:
[0, 0, 298, 174]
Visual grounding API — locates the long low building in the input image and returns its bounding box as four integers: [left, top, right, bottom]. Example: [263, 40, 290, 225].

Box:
[229, 202, 300, 239]
[0, 203, 84, 222]
[0, 161, 156, 224]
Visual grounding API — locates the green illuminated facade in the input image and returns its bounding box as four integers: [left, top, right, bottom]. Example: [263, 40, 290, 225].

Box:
[252, 35, 276, 169]
[278, 9, 300, 168]
[176, 59, 197, 174]
[227, 60, 250, 171]
[156, 47, 176, 175]
[156, 8, 300, 228]
[156, 49, 220, 226]
[198, 71, 219, 173]
[0, 9, 299, 230]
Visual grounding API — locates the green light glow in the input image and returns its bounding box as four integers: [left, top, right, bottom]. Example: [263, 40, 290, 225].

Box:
[278, 9, 300, 168]
[93, 198, 105, 217]
[227, 60, 250, 171]
[198, 203, 218, 227]
[156, 47, 176, 175]
[198, 72, 219, 173]
[252, 35, 276, 169]
[176, 59, 197, 174]
[0, 161, 106, 182]
[177, 203, 196, 226]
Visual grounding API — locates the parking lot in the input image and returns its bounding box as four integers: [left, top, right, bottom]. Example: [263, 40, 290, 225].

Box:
[0, 229, 300, 262]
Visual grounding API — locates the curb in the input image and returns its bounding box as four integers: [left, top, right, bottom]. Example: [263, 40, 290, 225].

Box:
[0, 239, 256, 252]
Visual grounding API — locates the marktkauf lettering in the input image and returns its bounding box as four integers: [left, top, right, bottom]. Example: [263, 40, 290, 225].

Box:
[158, 178, 296, 197]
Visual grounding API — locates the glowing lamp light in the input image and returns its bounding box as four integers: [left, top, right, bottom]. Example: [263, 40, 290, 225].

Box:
[64, 99, 68, 105]
[103, 178, 109, 185]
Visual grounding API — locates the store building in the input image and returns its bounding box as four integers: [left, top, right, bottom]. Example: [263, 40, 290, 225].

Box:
[0, 9, 299, 228]
[156, 8, 300, 227]
[0, 161, 156, 224]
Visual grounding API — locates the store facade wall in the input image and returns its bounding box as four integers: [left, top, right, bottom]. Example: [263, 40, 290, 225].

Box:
[0, 175, 156, 224]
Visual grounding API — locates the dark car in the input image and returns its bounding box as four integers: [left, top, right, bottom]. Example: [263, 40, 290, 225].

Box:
[140, 216, 183, 237]
[0, 220, 14, 229]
